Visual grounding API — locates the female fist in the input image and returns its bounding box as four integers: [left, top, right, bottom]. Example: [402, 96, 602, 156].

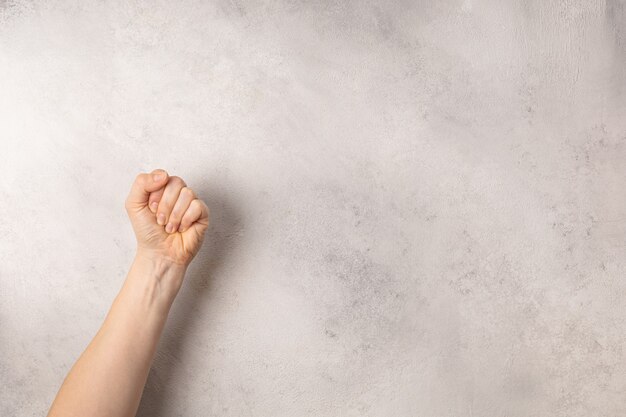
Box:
[125, 169, 210, 266]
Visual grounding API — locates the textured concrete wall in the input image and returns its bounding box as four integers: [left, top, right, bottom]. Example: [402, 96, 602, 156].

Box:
[1, 1, 625, 416]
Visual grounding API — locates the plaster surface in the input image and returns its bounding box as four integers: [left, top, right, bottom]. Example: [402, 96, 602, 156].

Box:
[1, 1, 626, 416]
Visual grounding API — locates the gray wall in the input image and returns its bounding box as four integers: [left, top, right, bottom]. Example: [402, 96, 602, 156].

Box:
[1, 1, 625, 416]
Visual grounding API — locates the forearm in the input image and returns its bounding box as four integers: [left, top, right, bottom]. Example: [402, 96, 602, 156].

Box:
[47, 253, 186, 417]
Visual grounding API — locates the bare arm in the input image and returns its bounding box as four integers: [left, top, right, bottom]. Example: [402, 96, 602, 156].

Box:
[47, 169, 209, 417]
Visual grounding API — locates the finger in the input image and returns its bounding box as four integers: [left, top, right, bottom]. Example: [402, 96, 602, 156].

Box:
[156, 176, 187, 227]
[148, 187, 166, 213]
[179, 199, 210, 234]
[165, 187, 195, 233]
[125, 169, 169, 212]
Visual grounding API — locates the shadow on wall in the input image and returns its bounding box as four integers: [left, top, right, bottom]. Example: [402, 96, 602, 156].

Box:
[135, 183, 244, 417]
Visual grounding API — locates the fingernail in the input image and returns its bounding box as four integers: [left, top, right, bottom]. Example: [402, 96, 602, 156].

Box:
[150, 202, 158, 212]
[152, 173, 163, 182]
[165, 223, 174, 233]
[157, 213, 166, 225]
[178, 225, 186, 233]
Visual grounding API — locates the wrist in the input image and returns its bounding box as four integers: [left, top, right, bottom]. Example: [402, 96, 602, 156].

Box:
[134, 249, 189, 271]
[125, 251, 188, 309]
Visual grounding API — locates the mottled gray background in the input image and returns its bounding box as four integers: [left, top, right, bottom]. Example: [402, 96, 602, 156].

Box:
[1, 1, 625, 416]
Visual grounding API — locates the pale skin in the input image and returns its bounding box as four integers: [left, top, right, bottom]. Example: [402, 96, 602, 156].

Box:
[47, 169, 210, 417]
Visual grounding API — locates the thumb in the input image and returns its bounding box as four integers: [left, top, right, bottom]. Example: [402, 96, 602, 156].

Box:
[125, 169, 169, 212]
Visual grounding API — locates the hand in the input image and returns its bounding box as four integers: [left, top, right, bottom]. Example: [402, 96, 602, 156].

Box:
[125, 169, 210, 266]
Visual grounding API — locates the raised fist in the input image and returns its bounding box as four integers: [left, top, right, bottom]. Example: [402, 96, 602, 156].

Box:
[124, 169, 210, 266]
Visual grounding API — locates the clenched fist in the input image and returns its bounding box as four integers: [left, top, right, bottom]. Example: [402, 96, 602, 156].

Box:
[125, 169, 210, 266]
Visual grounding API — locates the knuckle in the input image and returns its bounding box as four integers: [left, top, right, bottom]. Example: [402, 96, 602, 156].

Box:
[170, 176, 186, 187]
[181, 186, 195, 198]
[134, 173, 146, 185]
